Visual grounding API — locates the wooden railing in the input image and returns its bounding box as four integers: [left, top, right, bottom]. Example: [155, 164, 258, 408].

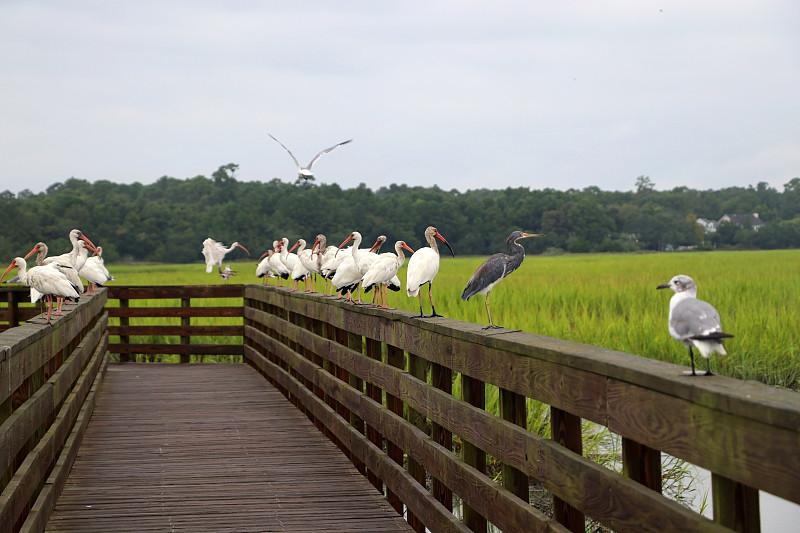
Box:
[0, 287, 43, 333]
[2, 284, 799, 533]
[243, 285, 800, 533]
[0, 290, 108, 533]
[106, 285, 244, 363]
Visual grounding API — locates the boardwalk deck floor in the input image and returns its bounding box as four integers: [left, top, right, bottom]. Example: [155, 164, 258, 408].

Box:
[47, 363, 412, 532]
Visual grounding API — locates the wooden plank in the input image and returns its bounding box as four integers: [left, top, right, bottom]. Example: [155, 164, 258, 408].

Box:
[107, 285, 243, 299]
[47, 364, 413, 533]
[109, 325, 242, 336]
[107, 306, 242, 318]
[107, 343, 243, 356]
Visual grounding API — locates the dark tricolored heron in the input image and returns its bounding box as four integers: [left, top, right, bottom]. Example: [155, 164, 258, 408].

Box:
[657, 274, 733, 376]
[461, 231, 543, 329]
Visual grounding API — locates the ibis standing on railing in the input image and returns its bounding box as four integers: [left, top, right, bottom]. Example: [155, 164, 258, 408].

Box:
[1, 257, 80, 324]
[461, 231, 543, 329]
[362, 240, 415, 309]
[268, 133, 352, 181]
[406, 226, 455, 318]
[202, 238, 249, 274]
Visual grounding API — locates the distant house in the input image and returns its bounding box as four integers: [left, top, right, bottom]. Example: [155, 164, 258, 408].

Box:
[718, 213, 766, 232]
[696, 218, 718, 234]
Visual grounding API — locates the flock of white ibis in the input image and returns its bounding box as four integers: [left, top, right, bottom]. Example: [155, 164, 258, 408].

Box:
[210, 227, 548, 328]
[1, 222, 731, 375]
[1, 229, 115, 324]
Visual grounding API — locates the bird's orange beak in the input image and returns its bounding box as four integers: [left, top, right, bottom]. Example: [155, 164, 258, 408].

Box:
[402, 242, 415, 254]
[259, 250, 270, 260]
[237, 244, 250, 256]
[1, 261, 17, 283]
[23, 244, 41, 260]
[435, 231, 455, 257]
[519, 232, 544, 239]
[288, 241, 300, 253]
[78, 232, 97, 251]
[336, 234, 355, 257]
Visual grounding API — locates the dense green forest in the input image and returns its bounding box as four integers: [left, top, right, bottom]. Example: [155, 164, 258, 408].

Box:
[2, 164, 799, 263]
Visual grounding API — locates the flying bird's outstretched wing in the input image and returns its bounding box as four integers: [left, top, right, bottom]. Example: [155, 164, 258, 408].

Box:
[268, 134, 302, 169]
[307, 139, 353, 168]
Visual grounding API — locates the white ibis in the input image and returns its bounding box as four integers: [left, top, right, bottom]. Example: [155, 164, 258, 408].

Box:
[47, 229, 96, 273]
[331, 232, 384, 303]
[289, 239, 311, 292]
[461, 231, 544, 329]
[1, 257, 80, 324]
[268, 133, 353, 181]
[79, 245, 115, 294]
[657, 275, 734, 376]
[22, 242, 81, 316]
[362, 240, 415, 309]
[255, 250, 275, 284]
[268, 240, 290, 283]
[202, 238, 249, 274]
[406, 226, 455, 318]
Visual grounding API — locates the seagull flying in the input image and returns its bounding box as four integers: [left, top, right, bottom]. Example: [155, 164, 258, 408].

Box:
[268, 133, 352, 181]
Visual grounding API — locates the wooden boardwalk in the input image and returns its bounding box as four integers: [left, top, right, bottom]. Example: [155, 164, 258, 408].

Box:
[47, 363, 413, 532]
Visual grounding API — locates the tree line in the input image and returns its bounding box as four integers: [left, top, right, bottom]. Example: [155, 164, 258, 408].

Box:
[2, 164, 799, 263]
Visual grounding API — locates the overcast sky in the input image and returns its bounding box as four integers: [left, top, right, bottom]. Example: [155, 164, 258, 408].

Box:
[2, 1, 798, 195]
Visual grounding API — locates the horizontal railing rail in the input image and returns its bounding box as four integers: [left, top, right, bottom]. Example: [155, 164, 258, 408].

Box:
[243, 285, 800, 533]
[106, 285, 244, 363]
[0, 289, 108, 533]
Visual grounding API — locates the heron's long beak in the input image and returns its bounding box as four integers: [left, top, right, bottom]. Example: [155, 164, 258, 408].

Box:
[435, 231, 455, 257]
[520, 233, 545, 239]
[237, 244, 250, 256]
[401, 242, 415, 254]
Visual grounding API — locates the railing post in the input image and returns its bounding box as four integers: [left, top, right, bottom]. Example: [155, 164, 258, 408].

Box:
[347, 331, 367, 476]
[622, 438, 661, 492]
[384, 344, 405, 515]
[119, 297, 130, 363]
[551, 406, 584, 533]
[462, 374, 487, 533]
[7, 289, 20, 328]
[500, 388, 529, 502]
[365, 337, 384, 493]
[712, 474, 760, 532]
[180, 297, 191, 363]
[406, 352, 428, 533]
[431, 362, 453, 511]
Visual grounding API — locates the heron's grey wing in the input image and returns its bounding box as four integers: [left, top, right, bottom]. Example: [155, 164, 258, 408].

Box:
[461, 253, 506, 300]
[268, 134, 302, 169]
[671, 299, 723, 340]
[307, 139, 353, 168]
